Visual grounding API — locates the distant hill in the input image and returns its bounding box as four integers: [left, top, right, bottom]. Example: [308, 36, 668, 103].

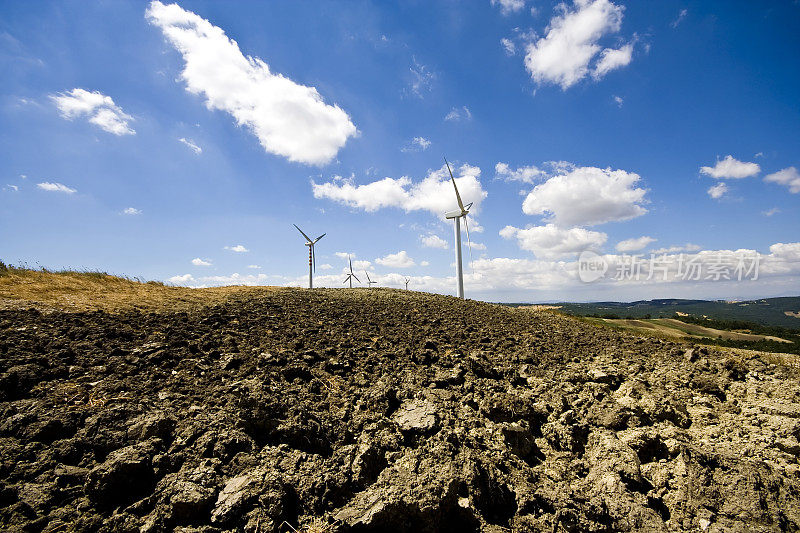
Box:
[548, 297, 800, 330]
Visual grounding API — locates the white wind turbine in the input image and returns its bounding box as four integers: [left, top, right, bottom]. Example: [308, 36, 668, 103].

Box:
[443, 157, 474, 299]
[343, 255, 360, 288]
[365, 271, 377, 288]
[404, 277, 410, 290]
[293, 224, 326, 289]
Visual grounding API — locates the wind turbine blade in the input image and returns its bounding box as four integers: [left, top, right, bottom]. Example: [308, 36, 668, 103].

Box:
[365, 271, 371, 282]
[444, 157, 465, 213]
[464, 215, 474, 274]
[343, 276, 349, 284]
[313, 233, 326, 243]
[293, 224, 313, 243]
[353, 274, 360, 283]
[349, 255, 354, 274]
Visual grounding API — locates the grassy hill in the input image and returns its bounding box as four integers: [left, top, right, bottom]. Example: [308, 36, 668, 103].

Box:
[551, 297, 800, 330]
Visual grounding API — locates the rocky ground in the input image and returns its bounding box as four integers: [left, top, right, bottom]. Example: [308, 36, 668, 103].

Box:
[1, 288, 799, 532]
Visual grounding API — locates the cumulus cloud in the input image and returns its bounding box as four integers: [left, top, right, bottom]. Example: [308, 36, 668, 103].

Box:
[500, 223, 607, 259]
[444, 106, 472, 121]
[37, 182, 76, 194]
[224, 244, 248, 253]
[192, 257, 212, 266]
[50, 88, 135, 135]
[613, 95, 624, 107]
[178, 137, 202, 154]
[651, 243, 701, 254]
[764, 167, 800, 193]
[707, 182, 728, 199]
[376, 250, 416, 268]
[616, 236, 655, 252]
[421, 234, 449, 249]
[401, 136, 431, 152]
[501, 38, 516, 56]
[762, 207, 780, 217]
[168, 273, 195, 285]
[495, 162, 546, 184]
[4, 184, 19, 192]
[247, 264, 262, 269]
[491, 0, 525, 15]
[121, 207, 142, 215]
[521, 165, 647, 226]
[146, 1, 356, 165]
[700, 155, 760, 179]
[312, 163, 487, 218]
[524, 0, 633, 89]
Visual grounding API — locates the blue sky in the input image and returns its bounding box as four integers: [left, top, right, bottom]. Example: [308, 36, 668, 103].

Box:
[1, 0, 799, 302]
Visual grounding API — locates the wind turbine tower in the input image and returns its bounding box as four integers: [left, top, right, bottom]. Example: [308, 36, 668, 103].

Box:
[293, 224, 326, 289]
[404, 277, 410, 290]
[443, 158, 474, 299]
[343, 255, 360, 288]
[365, 271, 377, 288]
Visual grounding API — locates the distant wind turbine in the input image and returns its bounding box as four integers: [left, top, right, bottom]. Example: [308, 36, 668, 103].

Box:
[343, 255, 360, 288]
[293, 224, 326, 289]
[404, 277, 410, 290]
[443, 157, 474, 299]
[365, 271, 377, 288]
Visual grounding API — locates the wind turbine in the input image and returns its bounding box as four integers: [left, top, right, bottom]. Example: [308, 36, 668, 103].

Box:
[443, 157, 474, 299]
[293, 224, 326, 289]
[365, 271, 377, 288]
[404, 277, 410, 290]
[343, 255, 360, 288]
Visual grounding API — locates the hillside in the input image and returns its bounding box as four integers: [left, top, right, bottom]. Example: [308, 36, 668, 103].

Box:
[552, 297, 800, 329]
[1, 270, 799, 532]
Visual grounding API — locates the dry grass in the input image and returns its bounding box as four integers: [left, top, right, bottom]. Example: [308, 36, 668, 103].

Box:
[0, 264, 283, 313]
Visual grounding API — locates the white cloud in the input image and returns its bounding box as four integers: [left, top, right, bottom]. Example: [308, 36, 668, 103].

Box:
[592, 43, 633, 79]
[168, 274, 195, 285]
[50, 88, 135, 135]
[121, 207, 141, 215]
[146, 1, 356, 165]
[707, 182, 728, 199]
[200, 273, 270, 285]
[470, 242, 487, 251]
[613, 95, 623, 107]
[319, 263, 332, 270]
[408, 56, 435, 98]
[522, 165, 647, 226]
[4, 184, 19, 192]
[335, 252, 352, 260]
[651, 243, 701, 254]
[247, 264, 262, 269]
[224, 244, 249, 253]
[671, 8, 687, 28]
[500, 223, 607, 259]
[491, 0, 525, 15]
[178, 137, 202, 154]
[421, 260, 430, 266]
[762, 207, 780, 217]
[495, 162, 546, 183]
[401, 136, 431, 152]
[700, 155, 760, 179]
[421, 234, 449, 249]
[192, 257, 212, 266]
[524, 0, 633, 89]
[616, 236, 655, 252]
[500, 38, 516, 56]
[764, 167, 800, 193]
[444, 106, 472, 121]
[375, 250, 415, 268]
[312, 163, 487, 218]
[37, 182, 76, 194]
